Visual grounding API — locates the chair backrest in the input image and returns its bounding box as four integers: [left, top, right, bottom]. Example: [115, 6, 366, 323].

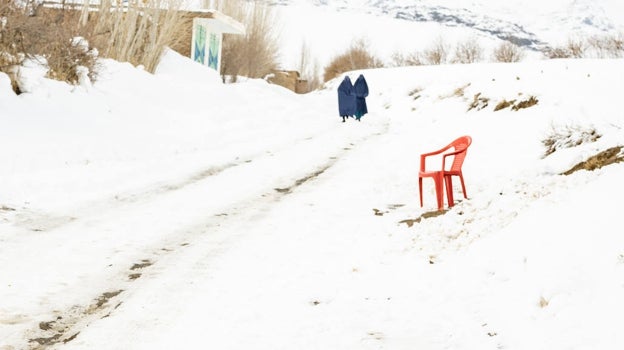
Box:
[448, 135, 472, 172]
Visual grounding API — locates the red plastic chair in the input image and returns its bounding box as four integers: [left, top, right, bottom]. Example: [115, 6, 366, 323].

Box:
[419, 135, 472, 210]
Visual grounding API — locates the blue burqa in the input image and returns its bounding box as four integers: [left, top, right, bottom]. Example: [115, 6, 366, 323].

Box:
[337, 76, 356, 117]
[353, 74, 369, 120]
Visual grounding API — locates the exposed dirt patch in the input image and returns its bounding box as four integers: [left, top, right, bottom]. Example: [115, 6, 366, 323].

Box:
[30, 333, 62, 346]
[38, 321, 54, 331]
[399, 210, 447, 227]
[1, 205, 16, 211]
[91, 290, 124, 311]
[373, 204, 405, 216]
[63, 332, 80, 343]
[274, 165, 331, 194]
[130, 259, 153, 270]
[408, 87, 423, 100]
[562, 146, 624, 175]
[373, 208, 386, 216]
[29, 328, 80, 347]
[29, 311, 87, 348]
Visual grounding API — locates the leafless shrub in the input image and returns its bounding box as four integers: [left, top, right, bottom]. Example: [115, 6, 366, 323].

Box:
[423, 36, 448, 65]
[587, 33, 624, 58]
[542, 124, 601, 158]
[0, 1, 100, 89]
[512, 95, 538, 110]
[566, 38, 586, 58]
[467, 92, 489, 111]
[1, 0, 185, 89]
[545, 47, 573, 59]
[0, 0, 25, 91]
[608, 32, 624, 55]
[218, 0, 281, 81]
[390, 50, 423, 67]
[492, 40, 525, 62]
[494, 99, 515, 111]
[323, 37, 383, 82]
[493, 96, 538, 112]
[545, 38, 586, 59]
[45, 36, 99, 84]
[545, 33, 624, 59]
[452, 37, 483, 64]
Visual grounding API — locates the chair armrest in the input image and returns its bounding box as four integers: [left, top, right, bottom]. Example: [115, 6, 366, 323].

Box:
[420, 144, 452, 158]
[420, 144, 452, 171]
[441, 148, 466, 169]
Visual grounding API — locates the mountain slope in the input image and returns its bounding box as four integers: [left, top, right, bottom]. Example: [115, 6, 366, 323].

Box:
[271, 0, 624, 71]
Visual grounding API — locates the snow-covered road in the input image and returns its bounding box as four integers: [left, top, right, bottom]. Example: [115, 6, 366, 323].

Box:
[2, 76, 395, 348]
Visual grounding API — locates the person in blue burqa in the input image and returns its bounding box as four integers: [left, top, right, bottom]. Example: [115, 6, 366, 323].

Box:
[353, 74, 369, 121]
[337, 75, 356, 122]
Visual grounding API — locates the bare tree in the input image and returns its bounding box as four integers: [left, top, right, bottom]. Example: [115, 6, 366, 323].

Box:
[296, 40, 321, 92]
[218, 0, 281, 80]
[87, 0, 188, 73]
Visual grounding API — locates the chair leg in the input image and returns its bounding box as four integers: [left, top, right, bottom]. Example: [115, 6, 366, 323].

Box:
[418, 177, 423, 207]
[421, 174, 445, 210]
[445, 175, 454, 207]
[459, 173, 467, 199]
[434, 174, 444, 211]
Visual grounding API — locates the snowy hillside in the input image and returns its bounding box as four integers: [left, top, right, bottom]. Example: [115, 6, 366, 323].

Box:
[272, 0, 624, 71]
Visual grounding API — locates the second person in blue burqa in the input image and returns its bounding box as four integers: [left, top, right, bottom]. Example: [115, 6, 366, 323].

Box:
[337, 74, 369, 122]
[353, 74, 368, 121]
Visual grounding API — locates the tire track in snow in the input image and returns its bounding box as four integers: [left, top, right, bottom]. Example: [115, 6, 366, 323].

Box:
[20, 120, 391, 349]
[7, 123, 353, 233]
